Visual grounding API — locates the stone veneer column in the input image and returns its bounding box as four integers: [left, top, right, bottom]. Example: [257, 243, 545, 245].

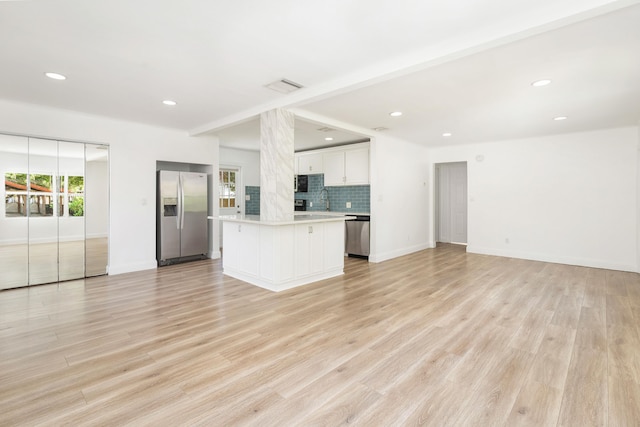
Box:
[260, 109, 294, 222]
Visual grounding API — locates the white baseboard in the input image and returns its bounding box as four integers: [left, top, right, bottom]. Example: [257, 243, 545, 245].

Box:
[108, 260, 157, 275]
[369, 242, 434, 263]
[86, 233, 108, 239]
[223, 267, 344, 292]
[466, 245, 637, 273]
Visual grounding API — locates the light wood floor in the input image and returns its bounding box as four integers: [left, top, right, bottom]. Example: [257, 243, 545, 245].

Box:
[1, 244, 639, 426]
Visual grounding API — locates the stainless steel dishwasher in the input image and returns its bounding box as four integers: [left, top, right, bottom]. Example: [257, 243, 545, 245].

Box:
[345, 215, 370, 258]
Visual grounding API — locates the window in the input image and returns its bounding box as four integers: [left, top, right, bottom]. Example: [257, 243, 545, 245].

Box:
[219, 169, 237, 208]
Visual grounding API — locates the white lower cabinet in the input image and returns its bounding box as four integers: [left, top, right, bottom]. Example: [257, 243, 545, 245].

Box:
[295, 223, 324, 278]
[222, 219, 347, 292]
[323, 221, 345, 271]
[222, 221, 259, 277]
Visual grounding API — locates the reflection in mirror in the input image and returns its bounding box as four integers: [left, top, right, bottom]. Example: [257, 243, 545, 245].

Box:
[85, 144, 109, 277]
[58, 141, 85, 281]
[0, 134, 29, 289]
[28, 138, 59, 285]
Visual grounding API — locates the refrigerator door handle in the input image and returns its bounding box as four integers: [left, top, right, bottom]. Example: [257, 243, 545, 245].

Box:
[179, 173, 185, 230]
[175, 174, 181, 230]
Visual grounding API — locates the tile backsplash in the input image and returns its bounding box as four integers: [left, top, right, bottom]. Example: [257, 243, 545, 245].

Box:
[245, 186, 260, 215]
[295, 174, 370, 213]
[245, 175, 370, 215]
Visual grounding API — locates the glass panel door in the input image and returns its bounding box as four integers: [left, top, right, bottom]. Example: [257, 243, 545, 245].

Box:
[85, 144, 109, 276]
[58, 141, 85, 281]
[0, 134, 29, 289]
[28, 138, 59, 285]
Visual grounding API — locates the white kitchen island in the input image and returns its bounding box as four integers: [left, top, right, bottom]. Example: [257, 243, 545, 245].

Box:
[220, 214, 354, 292]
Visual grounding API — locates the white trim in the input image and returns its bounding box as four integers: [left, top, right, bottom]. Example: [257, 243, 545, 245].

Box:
[108, 260, 157, 275]
[369, 242, 434, 263]
[223, 267, 344, 292]
[467, 245, 637, 273]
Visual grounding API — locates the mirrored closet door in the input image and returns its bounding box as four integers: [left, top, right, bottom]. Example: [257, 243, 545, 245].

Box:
[0, 133, 109, 289]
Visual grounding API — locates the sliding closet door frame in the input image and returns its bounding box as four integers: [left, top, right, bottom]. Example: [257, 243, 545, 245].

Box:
[0, 134, 29, 289]
[0, 131, 109, 289]
[27, 137, 59, 286]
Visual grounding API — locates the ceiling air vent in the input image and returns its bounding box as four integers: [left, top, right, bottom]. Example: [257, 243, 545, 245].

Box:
[372, 127, 388, 132]
[265, 78, 304, 94]
[317, 127, 335, 132]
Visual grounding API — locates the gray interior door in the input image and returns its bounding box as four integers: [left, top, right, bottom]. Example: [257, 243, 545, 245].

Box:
[437, 162, 468, 244]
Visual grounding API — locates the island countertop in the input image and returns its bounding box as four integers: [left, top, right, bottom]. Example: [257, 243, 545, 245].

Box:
[217, 213, 356, 225]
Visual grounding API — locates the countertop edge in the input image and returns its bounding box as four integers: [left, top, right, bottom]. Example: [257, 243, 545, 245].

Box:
[214, 214, 357, 225]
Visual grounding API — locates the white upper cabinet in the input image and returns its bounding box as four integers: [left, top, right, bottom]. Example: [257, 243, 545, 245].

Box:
[296, 152, 323, 175]
[322, 145, 369, 186]
[344, 148, 369, 185]
[322, 151, 346, 186]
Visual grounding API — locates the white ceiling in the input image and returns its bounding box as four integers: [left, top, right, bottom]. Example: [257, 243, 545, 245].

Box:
[1, 0, 639, 150]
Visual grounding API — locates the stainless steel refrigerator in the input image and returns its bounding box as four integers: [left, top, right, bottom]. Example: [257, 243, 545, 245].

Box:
[157, 170, 209, 266]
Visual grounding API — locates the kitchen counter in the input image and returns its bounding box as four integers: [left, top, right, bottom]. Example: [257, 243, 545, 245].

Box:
[220, 213, 351, 292]
[295, 211, 369, 217]
[220, 213, 355, 225]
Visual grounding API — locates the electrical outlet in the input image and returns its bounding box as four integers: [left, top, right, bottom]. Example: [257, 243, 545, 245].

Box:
[309, 201, 313, 207]
[346, 202, 351, 208]
[245, 194, 250, 201]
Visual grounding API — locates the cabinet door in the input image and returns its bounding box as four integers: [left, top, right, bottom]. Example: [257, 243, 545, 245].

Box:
[298, 153, 323, 174]
[294, 223, 324, 278]
[294, 224, 310, 277]
[240, 223, 259, 276]
[345, 148, 369, 185]
[222, 222, 240, 270]
[323, 151, 345, 186]
[308, 223, 324, 275]
[324, 221, 345, 271]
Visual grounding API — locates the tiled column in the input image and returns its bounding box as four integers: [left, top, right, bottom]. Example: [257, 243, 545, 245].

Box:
[260, 109, 294, 222]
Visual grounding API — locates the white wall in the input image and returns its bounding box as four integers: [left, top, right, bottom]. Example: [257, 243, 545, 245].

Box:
[369, 134, 431, 262]
[0, 100, 219, 275]
[219, 146, 260, 186]
[429, 127, 639, 272]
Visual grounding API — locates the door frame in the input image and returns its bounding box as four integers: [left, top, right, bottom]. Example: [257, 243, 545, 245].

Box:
[218, 164, 243, 249]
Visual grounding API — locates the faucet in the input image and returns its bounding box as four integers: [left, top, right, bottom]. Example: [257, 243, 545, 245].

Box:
[319, 187, 330, 211]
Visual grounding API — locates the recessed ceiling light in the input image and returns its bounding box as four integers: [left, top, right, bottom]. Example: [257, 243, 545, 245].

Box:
[532, 79, 552, 87]
[389, 111, 403, 117]
[45, 72, 66, 80]
[442, 132, 452, 137]
[553, 116, 568, 121]
[325, 137, 333, 141]
[163, 100, 177, 106]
